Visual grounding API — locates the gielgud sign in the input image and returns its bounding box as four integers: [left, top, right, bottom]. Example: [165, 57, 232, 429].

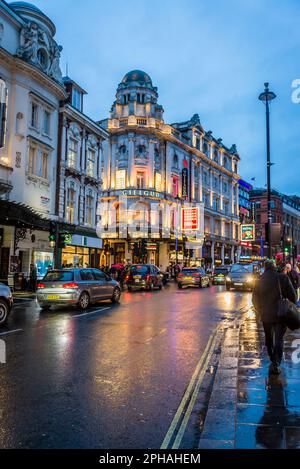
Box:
[241, 224, 255, 242]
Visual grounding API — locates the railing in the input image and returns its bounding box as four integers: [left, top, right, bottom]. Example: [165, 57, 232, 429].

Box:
[119, 118, 128, 127]
[137, 118, 147, 126]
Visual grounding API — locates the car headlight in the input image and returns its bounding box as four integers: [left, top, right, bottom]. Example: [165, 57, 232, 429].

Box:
[246, 275, 254, 283]
[225, 276, 231, 282]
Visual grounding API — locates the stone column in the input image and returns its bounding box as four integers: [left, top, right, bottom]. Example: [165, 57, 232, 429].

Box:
[211, 241, 215, 266]
[231, 245, 235, 263]
[111, 138, 117, 189]
[221, 243, 225, 264]
[199, 163, 203, 202]
[148, 139, 155, 189]
[128, 134, 135, 187]
[190, 158, 195, 200]
[81, 128, 86, 172]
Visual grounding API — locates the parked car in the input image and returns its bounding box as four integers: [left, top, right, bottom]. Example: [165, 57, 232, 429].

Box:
[0, 283, 13, 326]
[225, 263, 260, 291]
[177, 267, 210, 289]
[125, 264, 163, 291]
[212, 265, 230, 285]
[37, 268, 121, 310]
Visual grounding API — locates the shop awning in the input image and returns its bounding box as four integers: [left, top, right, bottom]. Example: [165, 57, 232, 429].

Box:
[0, 200, 50, 231]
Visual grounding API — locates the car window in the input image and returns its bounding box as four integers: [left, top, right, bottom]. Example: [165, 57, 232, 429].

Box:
[93, 270, 107, 281]
[230, 264, 253, 273]
[130, 265, 150, 274]
[214, 268, 228, 275]
[44, 271, 74, 281]
[200, 268, 205, 274]
[80, 270, 94, 281]
[182, 269, 197, 274]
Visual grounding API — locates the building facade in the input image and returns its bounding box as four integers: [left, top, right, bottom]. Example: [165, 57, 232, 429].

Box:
[0, 1, 65, 282]
[99, 70, 241, 270]
[56, 76, 108, 268]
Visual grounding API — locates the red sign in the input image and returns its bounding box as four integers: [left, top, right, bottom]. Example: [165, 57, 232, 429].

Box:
[240, 241, 252, 248]
[182, 207, 199, 231]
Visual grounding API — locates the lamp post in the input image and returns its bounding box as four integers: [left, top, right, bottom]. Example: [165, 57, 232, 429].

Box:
[258, 82, 276, 259]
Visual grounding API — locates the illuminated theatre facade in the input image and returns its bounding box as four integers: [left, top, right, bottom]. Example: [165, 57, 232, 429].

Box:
[99, 70, 241, 269]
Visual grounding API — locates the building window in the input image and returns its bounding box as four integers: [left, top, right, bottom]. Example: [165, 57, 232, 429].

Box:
[28, 146, 37, 174]
[43, 110, 50, 135]
[155, 173, 162, 192]
[213, 149, 219, 163]
[116, 169, 126, 189]
[223, 156, 228, 168]
[173, 153, 179, 169]
[66, 182, 77, 223]
[68, 137, 78, 168]
[72, 88, 82, 111]
[31, 103, 38, 128]
[86, 148, 96, 177]
[137, 171, 145, 189]
[41, 151, 48, 179]
[172, 176, 179, 197]
[85, 190, 94, 226]
[137, 93, 145, 104]
[195, 137, 200, 150]
[0, 78, 8, 148]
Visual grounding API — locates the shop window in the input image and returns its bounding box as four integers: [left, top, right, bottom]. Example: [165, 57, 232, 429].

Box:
[31, 102, 38, 129]
[172, 176, 179, 197]
[0, 78, 8, 148]
[68, 137, 78, 168]
[155, 173, 162, 192]
[137, 171, 145, 189]
[85, 190, 94, 226]
[86, 148, 96, 177]
[28, 146, 37, 174]
[66, 181, 77, 223]
[116, 169, 126, 189]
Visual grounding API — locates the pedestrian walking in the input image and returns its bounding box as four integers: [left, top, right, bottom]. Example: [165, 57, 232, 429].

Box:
[29, 263, 37, 292]
[252, 260, 297, 375]
[286, 263, 300, 299]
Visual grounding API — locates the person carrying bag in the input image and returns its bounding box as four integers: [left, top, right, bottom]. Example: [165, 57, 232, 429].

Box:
[252, 260, 297, 375]
[277, 276, 300, 330]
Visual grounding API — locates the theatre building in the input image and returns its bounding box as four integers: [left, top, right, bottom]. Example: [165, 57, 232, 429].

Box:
[99, 70, 241, 270]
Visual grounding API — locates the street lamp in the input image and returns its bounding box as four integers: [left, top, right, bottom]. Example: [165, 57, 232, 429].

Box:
[258, 82, 276, 259]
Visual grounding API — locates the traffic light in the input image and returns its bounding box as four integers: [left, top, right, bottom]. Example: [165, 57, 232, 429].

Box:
[284, 245, 289, 256]
[49, 221, 56, 246]
[104, 244, 110, 256]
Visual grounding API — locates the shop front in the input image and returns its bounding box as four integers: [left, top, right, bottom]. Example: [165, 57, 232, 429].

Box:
[61, 234, 103, 268]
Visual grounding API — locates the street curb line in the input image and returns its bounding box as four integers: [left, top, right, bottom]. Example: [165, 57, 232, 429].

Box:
[160, 323, 223, 449]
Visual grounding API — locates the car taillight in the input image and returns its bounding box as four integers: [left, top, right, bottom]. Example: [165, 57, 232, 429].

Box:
[63, 282, 79, 289]
[178, 273, 183, 278]
[37, 283, 45, 289]
[146, 275, 151, 281]
[125, 275, 129, 280]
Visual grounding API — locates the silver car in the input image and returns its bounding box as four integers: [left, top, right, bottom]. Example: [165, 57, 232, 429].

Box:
[37, 268, 121, 311]
[0, 283, 13, 326]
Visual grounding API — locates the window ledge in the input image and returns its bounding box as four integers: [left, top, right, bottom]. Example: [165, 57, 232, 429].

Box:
[26, 172, 50, 186]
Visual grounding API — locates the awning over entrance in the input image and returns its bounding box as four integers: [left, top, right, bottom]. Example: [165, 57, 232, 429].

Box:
[0, 200, 50, 231]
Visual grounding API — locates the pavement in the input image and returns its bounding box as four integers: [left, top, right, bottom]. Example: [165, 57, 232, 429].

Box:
[1, 283, 300, 449]
[198, 305, 300, 449]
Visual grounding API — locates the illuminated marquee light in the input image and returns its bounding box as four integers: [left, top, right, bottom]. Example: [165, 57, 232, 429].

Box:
[181, 207, 199, 231]
[155, 173, 162, 192]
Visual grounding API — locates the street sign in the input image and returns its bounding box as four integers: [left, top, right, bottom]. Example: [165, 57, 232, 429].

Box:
[241, 224, 255, 242]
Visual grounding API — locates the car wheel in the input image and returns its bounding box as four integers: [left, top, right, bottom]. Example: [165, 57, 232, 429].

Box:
[40, 304, 51, 311]
[178, 283, 182, 289]
[206, 281, 210, 288]
[0, 299, 9, 326]
[111, 287, 121, 303]
[78, 292, 90, 310]
[199, 280, 203, 288]
[158, 283, 162, 290]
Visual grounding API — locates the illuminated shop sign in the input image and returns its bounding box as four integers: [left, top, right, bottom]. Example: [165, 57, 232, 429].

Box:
[241, 224, 255, 242]
[181, 207, 199, 231]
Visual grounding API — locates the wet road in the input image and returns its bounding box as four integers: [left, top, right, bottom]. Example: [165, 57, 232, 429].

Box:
[0, 282, 251, 449]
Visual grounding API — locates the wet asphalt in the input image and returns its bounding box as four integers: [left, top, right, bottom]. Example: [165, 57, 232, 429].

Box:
[0, 282, 251, 449]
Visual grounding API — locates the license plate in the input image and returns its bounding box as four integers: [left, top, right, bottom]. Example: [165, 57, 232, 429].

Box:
[133, 275, 141, 279]
[47, 295, 60, 300]
[184, 277, 193, 280]
[134, 279, 140, 283]
[234, 283, 243, 286]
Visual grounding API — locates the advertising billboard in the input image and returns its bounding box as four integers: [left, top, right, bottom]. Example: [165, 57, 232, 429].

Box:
[241, 224, 255, 242]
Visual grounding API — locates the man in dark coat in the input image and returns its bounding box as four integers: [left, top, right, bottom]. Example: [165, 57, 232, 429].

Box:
[252, 260, 297, 374]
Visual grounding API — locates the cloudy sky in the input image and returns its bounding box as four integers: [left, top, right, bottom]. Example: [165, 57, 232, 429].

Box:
[33, 0, 300, 194]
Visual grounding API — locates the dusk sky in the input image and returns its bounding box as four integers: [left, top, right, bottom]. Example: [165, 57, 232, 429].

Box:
[33, 0, 300, 194]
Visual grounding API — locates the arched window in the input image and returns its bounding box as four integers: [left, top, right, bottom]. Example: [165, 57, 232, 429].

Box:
[0, 78, 8, 148]
[173, 153, 178, 168]
[85, 189, 95, 226]
[66, 180, 78, 224]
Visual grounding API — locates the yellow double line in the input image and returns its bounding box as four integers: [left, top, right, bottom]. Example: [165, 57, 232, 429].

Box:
[160, 324, 223, 449]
